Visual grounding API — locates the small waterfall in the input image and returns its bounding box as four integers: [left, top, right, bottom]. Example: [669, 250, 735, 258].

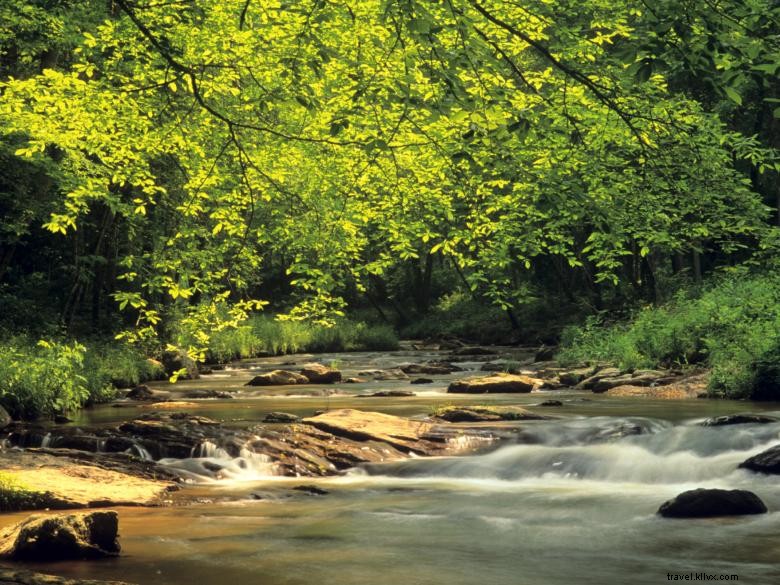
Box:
[40, 432, 52, 448]
[130, 442, 153, 460]
[160, 437, 277, 482]
[97, 438, 107, 452]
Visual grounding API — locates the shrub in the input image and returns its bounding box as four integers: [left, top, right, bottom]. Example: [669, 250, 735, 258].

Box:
[0, 472, 51, 511]
[0, 338, 90, 419]
[558, 271, 780, 399]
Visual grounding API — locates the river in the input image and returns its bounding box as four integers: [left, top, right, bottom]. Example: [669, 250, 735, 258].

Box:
[2, 348, 780, 584]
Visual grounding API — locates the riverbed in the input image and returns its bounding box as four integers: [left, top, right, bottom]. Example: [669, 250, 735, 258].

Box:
[2, 348, 780, 584]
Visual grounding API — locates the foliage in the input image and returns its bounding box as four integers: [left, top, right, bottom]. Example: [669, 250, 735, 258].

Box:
[207, 315, 399, 362]
[559, 270, 780, 398]
[0, 0, 776, 348]
[0, 336, 159, 418]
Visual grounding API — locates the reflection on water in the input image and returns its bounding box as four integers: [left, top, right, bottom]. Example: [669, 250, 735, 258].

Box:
[3, 349, 780, 584]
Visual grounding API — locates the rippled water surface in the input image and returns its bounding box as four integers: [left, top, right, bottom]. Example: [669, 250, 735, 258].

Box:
[3, 349, 780, 584]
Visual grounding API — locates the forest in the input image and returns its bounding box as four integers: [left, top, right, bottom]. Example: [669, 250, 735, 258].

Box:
[0, 2, 780, 582]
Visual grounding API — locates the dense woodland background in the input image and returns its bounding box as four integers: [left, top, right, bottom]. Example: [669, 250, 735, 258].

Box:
[1, 0, 779, 417]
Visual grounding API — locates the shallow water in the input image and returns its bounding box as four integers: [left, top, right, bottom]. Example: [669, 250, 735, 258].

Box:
[4, 349, 780, 584]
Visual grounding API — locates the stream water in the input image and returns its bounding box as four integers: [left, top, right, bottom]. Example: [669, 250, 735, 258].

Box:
[3, 348, 780, 584]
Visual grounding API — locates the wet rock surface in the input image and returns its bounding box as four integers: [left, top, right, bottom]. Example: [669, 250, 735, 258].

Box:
[0, 511, 120, 561]
[739, 444, 780, 474]
[658, 488, 768, 518]
[262, 412, 300, 423]
[701, 414, 779, 427]
[357, 391, 416, 398]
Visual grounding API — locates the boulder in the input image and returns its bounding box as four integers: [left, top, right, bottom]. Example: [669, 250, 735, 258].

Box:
[0, 405, 11, 430]
[263, 412, 300, 423]
[160, 350, 199, 380]
[558, 367, 596, 387]
[578, 368, 621, 389]
[300, 363, 342, 384]
[701, 414, 779, 427]
[410, 378, 433, 384]
[739, 445, 780, 474]
[245, 370, 309, 386]
[433, 405, 550, 422]
[0, 511, 120, 560]
[658, 488, 767, 518]
[447, 373, 538, 394]
[126, 385, 155, 401]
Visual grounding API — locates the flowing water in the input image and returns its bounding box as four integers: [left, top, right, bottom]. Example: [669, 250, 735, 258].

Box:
[3, 349, 780, 584]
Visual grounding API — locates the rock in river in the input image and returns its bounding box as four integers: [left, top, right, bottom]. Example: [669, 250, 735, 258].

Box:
[300, 363, 342, 384]
[0, 567, 131, 585]
[738, 444, 780, 474]
[0, 511, 120, 561]
[246, 370, 309, 386]
[263, 412, 300, 423]
[433, 405, 551, 423]
[447, 373, 538, 394]
[0, 405, 10, 429]
[658, 488, 767, 518]
[701, 414, 779, 427]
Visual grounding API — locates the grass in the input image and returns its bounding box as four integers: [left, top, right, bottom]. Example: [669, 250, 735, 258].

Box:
[0, 472, 51, 512]
[558, 270, 780, 399]
[207, 315, 399, 362]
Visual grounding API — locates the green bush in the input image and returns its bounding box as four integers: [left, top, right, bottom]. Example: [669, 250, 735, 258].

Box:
[0, 338, 91, 418]
[206, 314, 399, 361]
[558, 271, 780, 399]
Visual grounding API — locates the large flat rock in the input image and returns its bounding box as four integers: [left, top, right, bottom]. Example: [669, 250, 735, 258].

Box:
[447, 373, 538, 394]
[0, 451, 174, 510]
[302, 409, 435, 454]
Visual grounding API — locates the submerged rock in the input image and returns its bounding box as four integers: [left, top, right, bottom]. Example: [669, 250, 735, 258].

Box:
[738, 445, 780, 474]
[183, 389, 234, 399]
[658, 488, 767, 518]
[701, 414, 779, 427]
[300, 363, 342, 384]
[292, 485, 329, 496]
[433, 405, 550, 423]
[447, 373, 538, 394]
[263, 412, 300, 423]
[400, 363, 453, 375]
[410, 378, 434, 385]
[357, 390, 416, 398]
[0, 511, 120, 561]
[245, 370, 309, 386]
[0, 567, 131, 585]
[538, 400, 563, 407]
[359, 368, 409, 380]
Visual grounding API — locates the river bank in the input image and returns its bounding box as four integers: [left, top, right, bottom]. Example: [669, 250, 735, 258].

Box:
[2, 345, 780, 584]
